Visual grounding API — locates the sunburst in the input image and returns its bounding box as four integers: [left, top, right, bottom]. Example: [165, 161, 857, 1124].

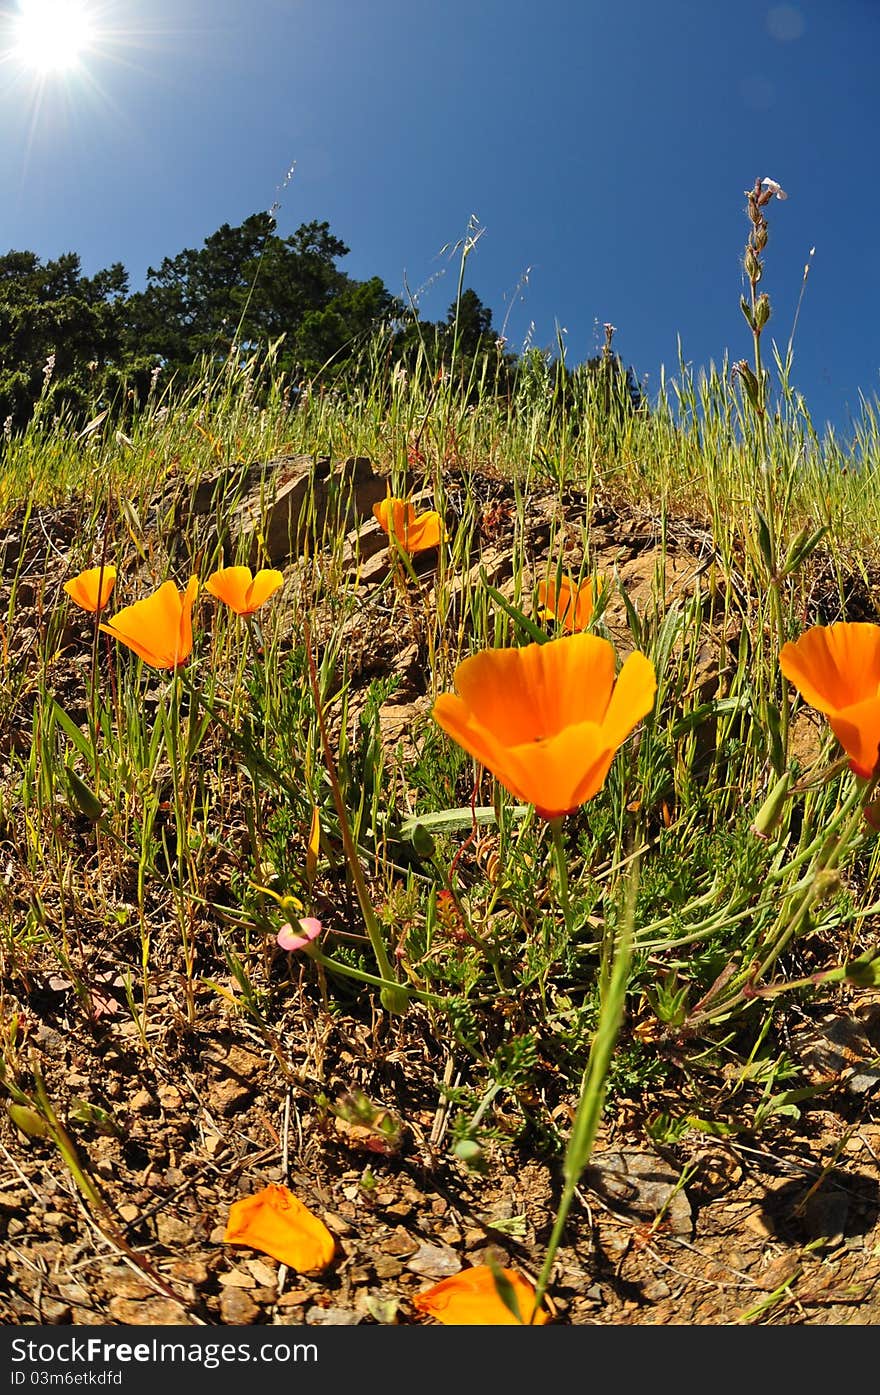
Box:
[11, 0, 95, 72]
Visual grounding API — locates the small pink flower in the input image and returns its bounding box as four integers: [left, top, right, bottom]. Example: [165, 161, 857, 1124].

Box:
[277, 918, 322, 952]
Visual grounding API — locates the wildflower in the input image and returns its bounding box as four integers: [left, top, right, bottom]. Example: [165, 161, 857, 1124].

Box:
[277, 917, 322, 952]
[780, 622, 880, 778]
[223, 1183, 335, 1273]
[63, 565, 117, 614]
[432, 633, 656, 821]
[537, 574, 597, 633]
[759, 176, 787, 201]
[99, 577, 198, 670]
[204, 565, 283, 616]
[373, 497, 445, 554]
[413, 1265, 549, 1326]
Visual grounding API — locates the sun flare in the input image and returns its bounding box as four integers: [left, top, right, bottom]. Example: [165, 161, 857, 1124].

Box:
[12, 0, 95, 72]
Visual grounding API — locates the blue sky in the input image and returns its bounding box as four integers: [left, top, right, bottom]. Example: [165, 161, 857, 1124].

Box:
[0, 0, 876, 438]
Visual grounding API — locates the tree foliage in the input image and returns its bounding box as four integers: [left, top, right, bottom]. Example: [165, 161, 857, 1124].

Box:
[0, 216, 643, 430]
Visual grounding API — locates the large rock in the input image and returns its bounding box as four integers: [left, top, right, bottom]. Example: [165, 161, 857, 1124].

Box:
[156, 454, 389, 568]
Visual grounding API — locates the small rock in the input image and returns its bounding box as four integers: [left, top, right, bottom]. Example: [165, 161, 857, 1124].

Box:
[219, 1269, 256, 1289]
[372, 1255, 403, 1280]
[744, 1209, 775, 1239]
[322, 1210, 353, 1236]
[642, 1278, 671, 1301]
[118, 1204, 140, 1224]
[129, 1088, 156, 1115]
[40, 1299, 71, 1324]
[207, 1077, 253, 1116]
[406, 1242, 461, 1280]
[245, 1260, 277, 1287]
[585, 1150, 693, 1236]
[757, 1254, 800, 1291]
[169, 1260, 210, 1284]
[108, 1297, 189, 1324]
[276, 1289, 317, 1308]
[305, 1305, 362, 1326]
[220, 1288, 261, 1325]
[383, 1226, 418, 1257]
[156, 1216, 192, 1247]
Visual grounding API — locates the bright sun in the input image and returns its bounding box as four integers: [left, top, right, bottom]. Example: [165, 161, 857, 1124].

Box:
[12, 0, 95, 72]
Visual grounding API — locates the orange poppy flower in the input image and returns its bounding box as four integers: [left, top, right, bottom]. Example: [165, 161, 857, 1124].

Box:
[413, 1265, 549, 1325]
[63, 565, 117, 614]
[204, 565, 284, 615]
[223, 1183, 335, 1273]
[780, 622, 880, 778]
[432, 633, 656, 821]
[537, 574, 597, 633]
[373, 497, 445, 554]
[99, 577, 198, 671]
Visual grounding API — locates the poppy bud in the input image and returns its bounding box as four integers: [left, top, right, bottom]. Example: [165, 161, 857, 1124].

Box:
[64, 764, 105, 824]
[750, 772, 791, 840]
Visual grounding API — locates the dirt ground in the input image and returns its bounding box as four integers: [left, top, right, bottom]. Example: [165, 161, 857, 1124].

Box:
[1, 463, 879, 1327]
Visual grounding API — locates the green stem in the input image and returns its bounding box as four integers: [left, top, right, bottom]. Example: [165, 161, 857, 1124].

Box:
[549, 817, 573, 934]
[303, 623, 406, 1011]
[530, 904, 633, 1321]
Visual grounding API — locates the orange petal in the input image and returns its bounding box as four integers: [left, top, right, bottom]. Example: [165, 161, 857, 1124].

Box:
[500, 723, 619, 817]
[63, 565, 117, 614]
[373, 496, 444, 554]
[449, 635, 618, 744]
[223, 1183, 335, 1273]
[413, 1265, 549, 1325]
[827, 699, 880, 778]
[600, 650, 658, 750]
[205, 566, 283, 615]
[538, 576, 594, 633]
[99, 577, 198, 670]
[780, 624, 880, 714]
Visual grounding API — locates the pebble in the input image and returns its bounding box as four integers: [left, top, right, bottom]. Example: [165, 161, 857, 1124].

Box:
[220, 1288, 261, 1325]
[305, 1305, 361, 1326]
[108, 1297, 189, 1325]
[406, 1242, 461, 1279]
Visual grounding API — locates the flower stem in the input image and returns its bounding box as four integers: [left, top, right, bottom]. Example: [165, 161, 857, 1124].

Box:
[549, 817, 573, 934]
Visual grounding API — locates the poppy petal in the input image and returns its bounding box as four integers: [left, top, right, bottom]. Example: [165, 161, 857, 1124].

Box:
[780, 624, 880, 714]
[224, 1183, 335, 1273]
[64, 565, 117, 613]
[99, 577, 197, 669]
[828, 700, 880, 778]
[413, 1265, 548, 1325]
[600, 650, 658, 750]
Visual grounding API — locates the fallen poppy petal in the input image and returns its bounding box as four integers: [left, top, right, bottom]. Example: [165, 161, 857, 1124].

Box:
[413, 1265, 549, 1325]
[224, 1183, 335, 1273]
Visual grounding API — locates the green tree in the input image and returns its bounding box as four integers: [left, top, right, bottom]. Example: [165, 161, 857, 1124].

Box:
[123, 213, 399, 380]
[0, 250, 130, 427]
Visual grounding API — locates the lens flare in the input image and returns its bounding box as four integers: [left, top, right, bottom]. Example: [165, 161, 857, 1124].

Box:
[12, 0, 95, 72]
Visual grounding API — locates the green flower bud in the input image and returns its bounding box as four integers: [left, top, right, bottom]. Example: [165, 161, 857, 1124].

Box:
[64, 764, 104, 823]
[750, 772, 791, 840]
